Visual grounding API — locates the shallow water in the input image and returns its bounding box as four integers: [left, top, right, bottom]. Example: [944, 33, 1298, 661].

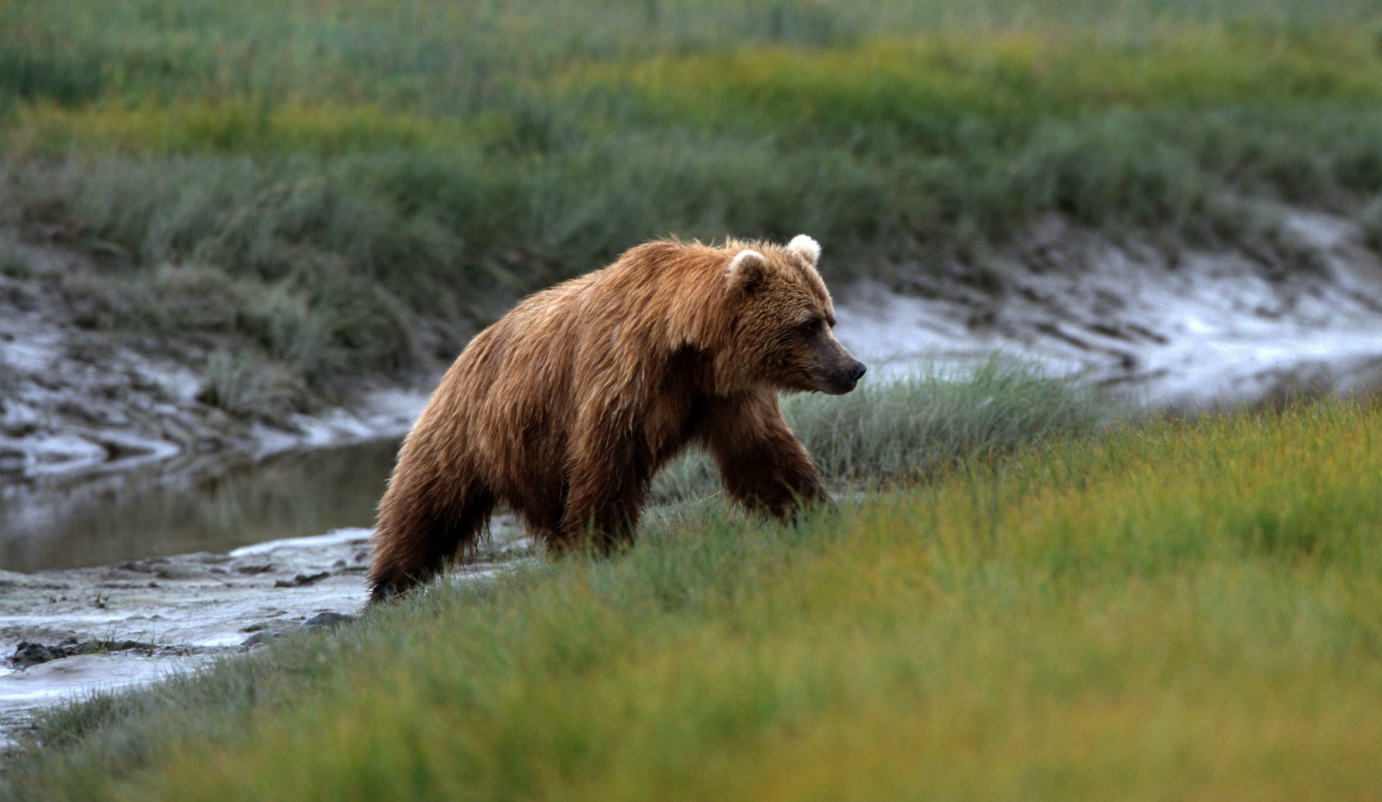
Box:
[0, 438, 401, 573]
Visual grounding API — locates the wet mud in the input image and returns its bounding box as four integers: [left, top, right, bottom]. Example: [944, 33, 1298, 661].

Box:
[0, 521, 530, 749]
[838, 212, 1382, 408]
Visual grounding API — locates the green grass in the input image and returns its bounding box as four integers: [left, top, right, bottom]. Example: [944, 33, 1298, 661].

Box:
[4, 393, 1381, 801]
[650, 356, 1107, 502]
[4, 0, 1382, 400]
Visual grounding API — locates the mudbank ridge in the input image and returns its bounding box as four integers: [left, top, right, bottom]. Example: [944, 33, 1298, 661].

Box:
[3, 207, 1381, 483]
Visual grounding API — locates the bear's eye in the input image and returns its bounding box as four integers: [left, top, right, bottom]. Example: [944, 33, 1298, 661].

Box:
[800, 317, 822, 335]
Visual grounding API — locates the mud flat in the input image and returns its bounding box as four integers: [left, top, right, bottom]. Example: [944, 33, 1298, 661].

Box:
[0, 521, 530, 749]
[837, 212, 1382, 408]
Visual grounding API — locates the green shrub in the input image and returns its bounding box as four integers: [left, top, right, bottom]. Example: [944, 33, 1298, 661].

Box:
[0, 41, 103, 105]
[195, 351, 305, 422]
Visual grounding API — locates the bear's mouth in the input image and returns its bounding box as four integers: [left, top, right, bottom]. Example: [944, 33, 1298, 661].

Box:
[811, 360, 867, 395]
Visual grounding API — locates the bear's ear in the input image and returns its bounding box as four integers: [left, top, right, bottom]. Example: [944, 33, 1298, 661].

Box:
[786, 234, 820, 268]
[726, 249, 769, 293]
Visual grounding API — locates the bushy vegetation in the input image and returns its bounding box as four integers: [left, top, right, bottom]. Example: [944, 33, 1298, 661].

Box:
[6, 393, 1380, 800]
[4, 0, 1382, 400]
[650, 356, 1106, 501]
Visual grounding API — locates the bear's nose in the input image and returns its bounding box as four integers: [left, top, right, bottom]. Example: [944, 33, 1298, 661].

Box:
[848, 361, 867, 383]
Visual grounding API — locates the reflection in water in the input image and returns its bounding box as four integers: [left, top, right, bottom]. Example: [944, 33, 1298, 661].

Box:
[0, 440, 401, 573]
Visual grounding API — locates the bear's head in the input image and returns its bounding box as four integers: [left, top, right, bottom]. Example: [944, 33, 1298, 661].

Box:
[721, 235, 866, 395]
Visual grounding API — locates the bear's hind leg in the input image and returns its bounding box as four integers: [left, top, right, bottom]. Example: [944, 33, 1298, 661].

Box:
[368, 481, 495, 604]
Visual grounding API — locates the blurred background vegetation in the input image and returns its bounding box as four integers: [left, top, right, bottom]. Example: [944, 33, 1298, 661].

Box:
[4, 0, 1382, 408]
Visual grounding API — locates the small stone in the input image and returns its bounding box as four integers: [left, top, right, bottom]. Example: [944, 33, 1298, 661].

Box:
[300, 612, 356, 630]
[274, 572, 330, 588]
[194, 436, 224, 453]
[154, 566, 200, 580]
[242, 631, 277, 648]
[11, 642, 61, 668]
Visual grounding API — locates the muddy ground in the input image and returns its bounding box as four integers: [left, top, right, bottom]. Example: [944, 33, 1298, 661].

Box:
[3, 208, 1382, 749]
[0, 520, 531, 749]
[0, 228, 430, 480]
[837, 211, 1382, 407]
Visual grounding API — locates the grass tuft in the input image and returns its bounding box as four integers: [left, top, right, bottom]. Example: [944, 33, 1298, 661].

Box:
[1364, 194, 1382, 251]
[0, 248, 33, 278]
[195, 351, 305, 422]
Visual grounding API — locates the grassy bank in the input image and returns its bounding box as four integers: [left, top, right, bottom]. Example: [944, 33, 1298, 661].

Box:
[651, 356, 1105, 501]
[4, 392, 1380, 800]
[4, 0, 1382, 409]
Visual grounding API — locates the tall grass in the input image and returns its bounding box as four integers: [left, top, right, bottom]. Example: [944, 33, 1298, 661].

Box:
[651, 356, 1106, 501]
[5, 395, 1380, 800]
[5, 0, 1382, 398]
[5, 1, 1380, 111]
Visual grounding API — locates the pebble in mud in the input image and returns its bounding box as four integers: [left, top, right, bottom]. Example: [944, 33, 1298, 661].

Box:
[300, 612, 356, 630]
[241, 631, 277, 649]
[274, 572, 331, 588]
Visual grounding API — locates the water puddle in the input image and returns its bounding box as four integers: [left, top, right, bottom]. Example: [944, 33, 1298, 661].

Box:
[0, 439, 401, 573]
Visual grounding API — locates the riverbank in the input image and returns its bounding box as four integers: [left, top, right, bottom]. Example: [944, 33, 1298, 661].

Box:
[837, 209, 1382, 409]
[5, 204, 1380, 490]
[0, 244, 428, 478]
[7, 1, 1382, 444]
[4, 201, 1382, 740]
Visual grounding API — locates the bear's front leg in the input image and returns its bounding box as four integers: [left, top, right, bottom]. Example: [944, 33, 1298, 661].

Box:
[704, 391, 830, 519]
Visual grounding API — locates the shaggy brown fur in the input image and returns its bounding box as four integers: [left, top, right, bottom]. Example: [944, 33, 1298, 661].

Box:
[368, 235, 865, 602]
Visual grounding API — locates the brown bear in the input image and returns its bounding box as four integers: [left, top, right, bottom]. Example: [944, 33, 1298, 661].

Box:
[367, 234, 865, 602]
